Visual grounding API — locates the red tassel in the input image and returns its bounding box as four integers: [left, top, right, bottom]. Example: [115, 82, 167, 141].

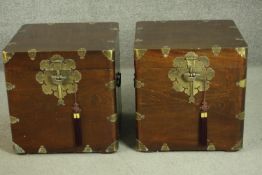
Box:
[72, 102, 82, 146]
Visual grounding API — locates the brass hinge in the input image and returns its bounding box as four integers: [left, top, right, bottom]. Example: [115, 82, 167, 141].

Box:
[10, 115, 20, 124]
[136, 112, 145, 120]
[161, 46, 170, 58]
[160, 143, 170, 151]
[38, 145, 47, 154]
[231, 140, 243, 151]
[105, 141, 118, 153]
[107, 113, 118, 123]
[136, 139, 149, 152]
[13, 142, 25, 154]
[2, 51, 14, 64]
[105, 80, 116, 90]
[212, 45, 222, 56]
[77, 48, 87, 59]
[6, 82, 15, 91]
[134, 79, 144, 88]
[135, 49, 147, 60]
[102, 50, 114, 62]
[236, 111, 245, 120]
[236, 79, 246, 88]
[235, 47, 246, 58]
[28, 49, 37, 61]
[83, 145, 93, 153]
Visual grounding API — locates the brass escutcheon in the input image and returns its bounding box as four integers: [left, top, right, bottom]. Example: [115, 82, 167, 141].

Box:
[168, 52, 215, 103]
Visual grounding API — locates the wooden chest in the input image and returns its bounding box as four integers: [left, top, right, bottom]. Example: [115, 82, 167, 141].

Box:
[134, 20, 247, 151]
[3, 22, 121, 154]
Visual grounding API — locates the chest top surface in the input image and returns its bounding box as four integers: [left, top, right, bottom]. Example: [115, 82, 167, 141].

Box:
[4, 22, 119, 53]
[135, 20, 247, 49]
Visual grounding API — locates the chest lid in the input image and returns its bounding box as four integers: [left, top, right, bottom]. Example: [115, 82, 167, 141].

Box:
[135, 20, 247, 49]
[2, 22, 119, 69]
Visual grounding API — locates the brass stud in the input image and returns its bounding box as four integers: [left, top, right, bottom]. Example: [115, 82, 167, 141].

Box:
[6, 82, 15, 91]
[77, 48, 87, 59]
[160, 143, 170, 151]
[38, 145, 47, 154]
[28, 49, 37, 60]
[83, 145, 93, 153]
[161, 46, 170, 58]
[136, 112, 145, 120]
[212, 45, 222, 56]
[134, 80, 144, 88]
[107, 113, 118, 123]
[236, 79, 246, 88]
[105, 80, 116, 90]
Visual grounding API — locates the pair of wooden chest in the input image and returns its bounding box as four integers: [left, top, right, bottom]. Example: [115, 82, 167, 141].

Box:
[2, 20, 247, 154]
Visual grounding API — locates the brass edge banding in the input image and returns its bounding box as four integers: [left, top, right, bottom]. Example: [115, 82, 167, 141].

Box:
[236, 111, 245, 120]
[136, 112, 145, 120]
[160, 143, 170, 151]
[105, 141, 118, 153]
[212, 45, 221, 56]
[77, 48, 87, 59]
[236, 79, 246, 88]
[6, 82, 15, 91]
[136, 139, 149, 152]
[207, 142, 216, 151]
[83, 145, 93, 153]
[231, 140, 243, 151]
[13, 142, 25, 154]
[102, 50, 114, 62]
[235, 47, 246, 58]
[105, 80, 116, 90]
[2, 51, 14, 64]
[135, 49, 147, 60]
[38, 145, 47, 154]
[107, 113, 118, 123]
[161, 46, 170, 58]
[10, 115, 20, 124]
[134, 80, 144, 88]
[28, 49, 37, 61]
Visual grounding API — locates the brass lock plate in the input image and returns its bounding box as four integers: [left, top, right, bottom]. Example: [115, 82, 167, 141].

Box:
[168, 52, 215, 103]
[36, 54, 81, 105]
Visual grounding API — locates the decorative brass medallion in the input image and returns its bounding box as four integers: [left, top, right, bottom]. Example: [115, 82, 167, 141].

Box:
[6, 82, 15, 91]
[83, 145, 93, 153]
[28, 49, 37, 60]
[160, 143, 170, 151]
[77, 48, 86, 59]
[38, 145, 47, 154]
[107, 113, 118, 123]
[36, 54, 81, 105]
[168, 52, 215, 103]
[207, 142, 216, 151]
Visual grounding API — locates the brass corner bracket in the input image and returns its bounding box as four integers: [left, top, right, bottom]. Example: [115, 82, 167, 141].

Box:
[13, 142, 25, 154]
[136, 139, 148, 152]
[135, 49, 147, 60]
[235, 47, 246, 58]
[102, 50, 114, 62]
[2, 51, 14, 64]
[105, 141, 118, 153]
[231, 140, 243, 151]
